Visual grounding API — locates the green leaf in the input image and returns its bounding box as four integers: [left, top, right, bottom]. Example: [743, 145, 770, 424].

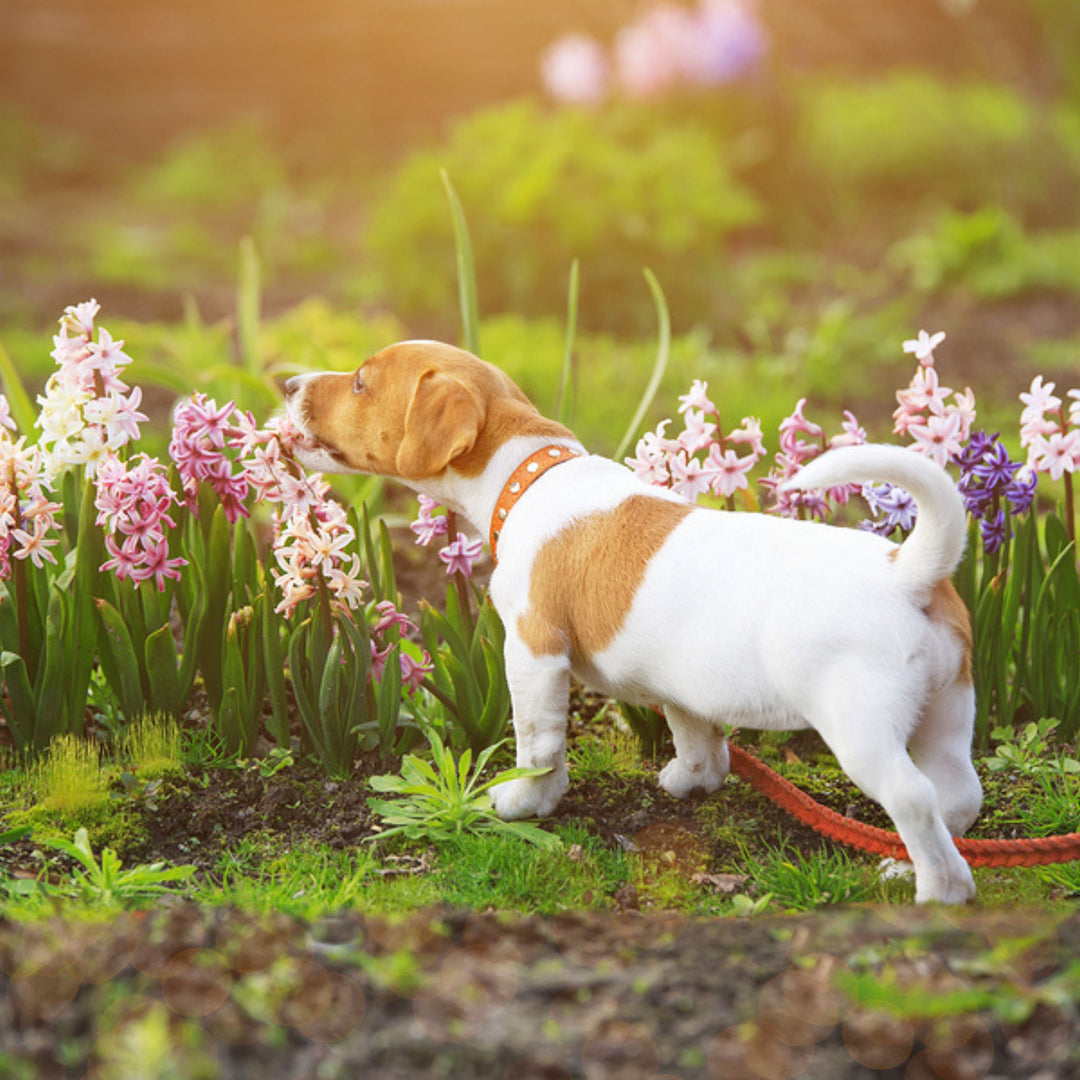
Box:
[613, 268, 671, 461]
[237, 236, 262, 377]
[442, 169, 481, 357]
[145, 622, 182, 717]
[0, 652, 36, 756]
[263, 604, 291, 749]
[34, 588, 68, 743]
[0, 340, 38, 435]
[95, 597, 146, 723]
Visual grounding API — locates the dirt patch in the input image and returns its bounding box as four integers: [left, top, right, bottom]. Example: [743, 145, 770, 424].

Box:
[126, 759, 379, 876]
[0, 904, 1075, 1078]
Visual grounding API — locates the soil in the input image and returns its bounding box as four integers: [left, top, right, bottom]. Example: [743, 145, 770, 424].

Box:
[0, 903, 1076, 1078]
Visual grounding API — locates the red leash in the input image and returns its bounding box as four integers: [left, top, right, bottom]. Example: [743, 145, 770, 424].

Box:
[726, 742, 1080, 868]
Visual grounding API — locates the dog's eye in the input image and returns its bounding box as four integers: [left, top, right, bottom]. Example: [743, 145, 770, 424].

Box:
[353, 370, 366, 394]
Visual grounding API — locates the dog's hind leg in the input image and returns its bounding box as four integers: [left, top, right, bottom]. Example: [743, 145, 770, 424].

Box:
[657, 707, 730, 799]
[908, 681, 982, 838]
[808, 665, 975, 904]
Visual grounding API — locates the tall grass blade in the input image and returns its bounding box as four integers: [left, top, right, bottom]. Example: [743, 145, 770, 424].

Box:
[556, 259, 580, 424]
[614, 269, 671, 461]
[237, 236, 262, 377]
[441, 169, 481, 357]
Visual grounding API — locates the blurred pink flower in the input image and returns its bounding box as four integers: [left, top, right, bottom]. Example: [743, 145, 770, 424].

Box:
[611, 0, 766, 99]
[615, 5, 694, 99]
[540, 33, 609, 105]
[685, 0, 769, 86]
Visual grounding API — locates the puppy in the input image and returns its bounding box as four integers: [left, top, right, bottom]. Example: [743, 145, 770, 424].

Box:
[285, 340, 982, 903]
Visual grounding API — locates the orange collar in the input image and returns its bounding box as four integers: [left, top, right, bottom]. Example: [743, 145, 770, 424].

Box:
[489, 445, 583, 563]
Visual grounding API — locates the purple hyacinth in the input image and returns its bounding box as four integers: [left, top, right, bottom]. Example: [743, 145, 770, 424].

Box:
[979, 509, 1008, 555]
[859, 482, 918, 536]
[1005, 471, 1037, 515]
[953, 430, 1032, 554]
[971, 439, 1020, 489]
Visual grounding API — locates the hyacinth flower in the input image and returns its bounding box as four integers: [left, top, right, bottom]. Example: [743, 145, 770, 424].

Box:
[627, 378, 767, 509]
[760, 400, 866, 520]
[1019, 375, 1079, 542]
[36, 299, 147, 481]
[852, 330, 976, 541]
[170, 392, 431, 689]
[953, 431, 1035, 556]
[892, 330, 976, 467]
[409, 492, 485, 584]
[0, 399, 61, 579]
[94, 453, 186, 590]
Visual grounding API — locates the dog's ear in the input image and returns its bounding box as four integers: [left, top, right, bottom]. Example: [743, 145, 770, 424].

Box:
[396, 369, 485, 479]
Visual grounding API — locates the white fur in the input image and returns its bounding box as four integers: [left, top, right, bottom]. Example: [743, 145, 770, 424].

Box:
[287, 371, 982, 904]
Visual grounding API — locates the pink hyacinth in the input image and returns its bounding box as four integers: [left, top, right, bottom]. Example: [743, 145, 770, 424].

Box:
[628, 385, 766, 506]
[94, 453, 186, 590]
[409, 494, 450, 547]
[168, 390, 369, 618]
[36, 300, 147, 479]
[1019, 376, 1080, 480]
[892, 333, 975, 464]
[0, 399, 61, 577]
[763, 401, 866, 518]
[438, 532, 484, 578]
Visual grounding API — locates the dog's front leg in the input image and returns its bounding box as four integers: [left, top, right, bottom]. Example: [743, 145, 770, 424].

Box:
[489, 636, 571, 820]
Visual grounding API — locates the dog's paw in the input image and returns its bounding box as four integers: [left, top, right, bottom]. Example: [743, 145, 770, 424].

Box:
[658, 749, 729, 800]
[490, 772, 567, 820]
[913, 857, 976, 905]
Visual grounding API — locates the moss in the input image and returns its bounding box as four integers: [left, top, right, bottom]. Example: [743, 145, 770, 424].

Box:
[6, 800, 147, 856]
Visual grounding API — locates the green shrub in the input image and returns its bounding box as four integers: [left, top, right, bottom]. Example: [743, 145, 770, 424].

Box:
[798, 71, 1072, 223]
[366, 99, 762, 332]
[128, 121, 288, 211]
[892, 206, 1080, 299]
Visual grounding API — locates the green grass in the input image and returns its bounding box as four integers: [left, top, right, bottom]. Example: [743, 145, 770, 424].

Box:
[192, 825, 630, 920]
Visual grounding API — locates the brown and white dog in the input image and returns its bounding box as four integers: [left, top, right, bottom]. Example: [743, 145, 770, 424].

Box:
[285, 340, 982, 903]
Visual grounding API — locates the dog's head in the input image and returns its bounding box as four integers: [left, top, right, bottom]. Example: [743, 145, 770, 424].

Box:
[284, 340, 570, 482]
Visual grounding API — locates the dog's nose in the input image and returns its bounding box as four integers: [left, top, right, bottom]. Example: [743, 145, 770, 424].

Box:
[284, 376, 302, 399]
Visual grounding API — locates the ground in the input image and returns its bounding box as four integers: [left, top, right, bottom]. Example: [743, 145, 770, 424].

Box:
[1, 903, 1076, 1078]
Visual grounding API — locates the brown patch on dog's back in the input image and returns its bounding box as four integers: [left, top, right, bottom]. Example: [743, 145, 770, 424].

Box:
[517, 496, 694, 660]
[926, 578, 973, 684]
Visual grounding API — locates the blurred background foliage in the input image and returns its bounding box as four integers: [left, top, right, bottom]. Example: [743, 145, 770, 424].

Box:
[2, 0, 1080, 449]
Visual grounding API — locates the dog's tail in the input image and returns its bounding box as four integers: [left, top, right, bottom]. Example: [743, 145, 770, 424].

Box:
[780, 444, 966, 595]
